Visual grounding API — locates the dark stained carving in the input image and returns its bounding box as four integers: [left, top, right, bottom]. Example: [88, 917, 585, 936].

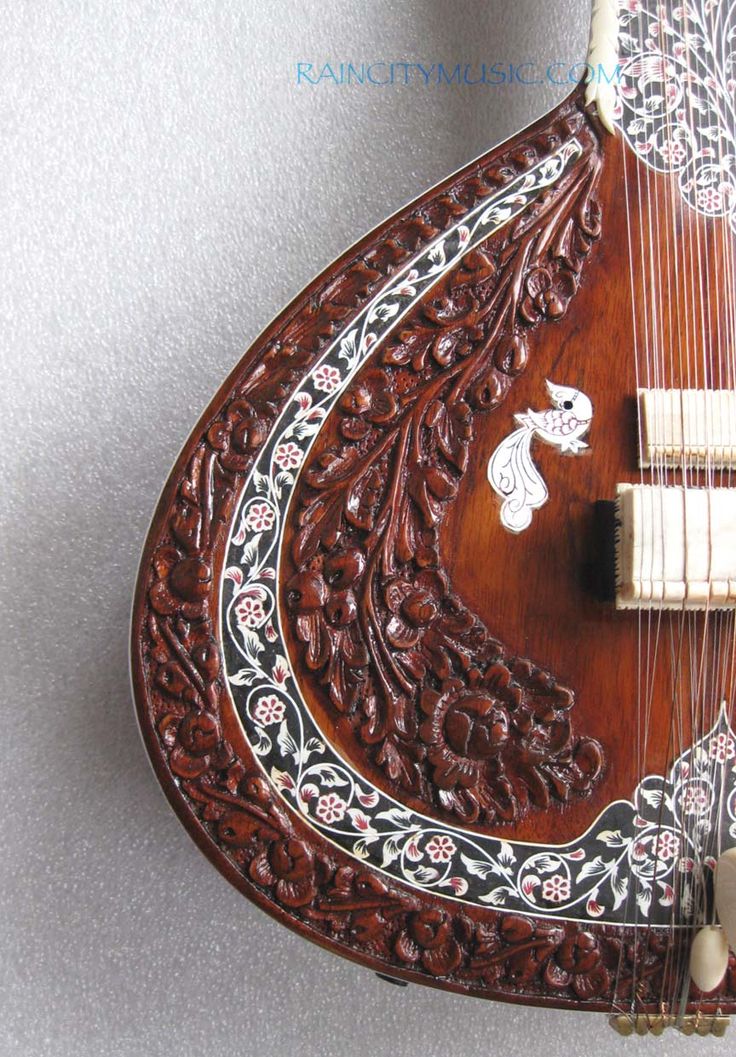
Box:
[285, 127, 605, 827]
[130, 87, 736, 1014]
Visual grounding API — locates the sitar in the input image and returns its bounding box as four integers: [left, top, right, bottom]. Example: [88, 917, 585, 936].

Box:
[131, 0, 736, 1035]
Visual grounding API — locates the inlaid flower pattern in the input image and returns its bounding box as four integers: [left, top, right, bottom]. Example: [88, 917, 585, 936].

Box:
[244, 502, 276, 533]
[425, 835, 457, 863]
[252, 694, 286, 727]
[234, 594, 267, 629]
[652, 830, 679, 862]
[273, 442, 303, 471]
[710, 732, 736, 762]
[312, 364, 342, 394]
[542, 875, 571, 904]
[315, 793, 348, 825]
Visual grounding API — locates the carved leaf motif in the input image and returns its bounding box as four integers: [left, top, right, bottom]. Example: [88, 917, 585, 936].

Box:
[129, 90, 718, 1009]
[287, 143, 605, 828]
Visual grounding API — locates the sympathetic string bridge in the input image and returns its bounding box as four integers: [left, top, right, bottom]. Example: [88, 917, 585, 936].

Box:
[612, 388, 736, 610]
[639, 389, 736, 469]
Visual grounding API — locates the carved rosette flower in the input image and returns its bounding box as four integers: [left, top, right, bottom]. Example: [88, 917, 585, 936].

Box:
[206, 398, 270, 472]
[545, 932, 610, 1000]
[149, 546, 211, 620]
[249, 838, 319, 908]
[338, 367, 399, 440]
[383, 571, 443, 655]
[520, 266, 575, 324]
[394, 909, 471, 977]
[418, 670, 513, 824]
[158, 706, 235, 781]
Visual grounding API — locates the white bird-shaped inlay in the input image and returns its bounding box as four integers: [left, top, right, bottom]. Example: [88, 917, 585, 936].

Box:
[487, 380, 593, 533]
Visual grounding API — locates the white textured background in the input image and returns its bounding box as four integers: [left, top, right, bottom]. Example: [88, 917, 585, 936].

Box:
[0, 2, 725, 1054]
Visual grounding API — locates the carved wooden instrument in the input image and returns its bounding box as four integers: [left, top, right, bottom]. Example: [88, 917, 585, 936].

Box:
[131, 0, 736, 1035]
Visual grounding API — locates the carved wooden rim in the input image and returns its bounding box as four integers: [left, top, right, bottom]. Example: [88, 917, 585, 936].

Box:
[131, 87, 736, 1011]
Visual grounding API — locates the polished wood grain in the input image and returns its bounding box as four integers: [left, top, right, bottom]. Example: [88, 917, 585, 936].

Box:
[445, 126, 736, 843]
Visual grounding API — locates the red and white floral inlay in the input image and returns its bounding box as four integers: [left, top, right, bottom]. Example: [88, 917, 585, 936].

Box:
[218, 137, 736, 925]
[425, 835, 458, 863]
[251, 694, 286, 727]
[243, 502, 276, 533]
[233, 593, 268, 630]
[315, 793, 348, 825]
[312, 364, 342, 394]
[710, 733, 736, 762]
[273, 442, 303, 471]
[542, 875, 572, 904]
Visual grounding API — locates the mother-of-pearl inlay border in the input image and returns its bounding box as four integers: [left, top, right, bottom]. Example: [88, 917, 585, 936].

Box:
[219, 138, 736, 925]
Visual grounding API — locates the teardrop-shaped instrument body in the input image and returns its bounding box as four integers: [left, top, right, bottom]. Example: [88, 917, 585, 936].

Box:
[132, 62, 736, 1020]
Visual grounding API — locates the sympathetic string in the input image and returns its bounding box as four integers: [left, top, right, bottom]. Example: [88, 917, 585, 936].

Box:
[611, 0, 736, 1023]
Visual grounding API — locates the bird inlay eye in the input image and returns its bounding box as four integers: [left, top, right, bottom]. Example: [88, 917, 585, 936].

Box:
[563, 400, 574, 410]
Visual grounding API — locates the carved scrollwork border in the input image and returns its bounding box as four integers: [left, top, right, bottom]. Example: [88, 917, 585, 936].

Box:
[130, 88, 736, 1010]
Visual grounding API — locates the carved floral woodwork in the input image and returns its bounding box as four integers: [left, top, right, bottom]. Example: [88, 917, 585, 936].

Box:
[131, 86, 736, 1011]
[284, 136, 605, 828]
